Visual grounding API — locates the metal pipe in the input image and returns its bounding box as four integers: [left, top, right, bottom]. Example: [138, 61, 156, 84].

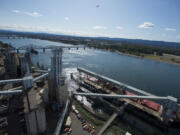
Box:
[34, 70, 48, 73]
[54, 98, 70, 135]
[0, 78, 23, 85]
[73, 92, 170, 100]
[77, 67, 178, 102]
[0, 90, 23, 95]
[78, 67, 153, 96]
[33, 72, 49, 82]
[3, 86, 22, 91]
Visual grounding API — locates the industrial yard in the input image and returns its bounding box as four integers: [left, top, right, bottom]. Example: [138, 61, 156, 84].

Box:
[0, 42, 180, 135]
[1, 0, 180, 134]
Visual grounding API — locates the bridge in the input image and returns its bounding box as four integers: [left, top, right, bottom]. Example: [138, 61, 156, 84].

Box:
[0, 44, 85, 54]
[0, 45, 84, 135]
[1, 44, 180, 135]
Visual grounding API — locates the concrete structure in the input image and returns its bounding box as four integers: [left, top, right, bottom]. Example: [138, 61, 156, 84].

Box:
[19, 54, 28, 77]
[4, 52, 20, 78]
[49, 49, 63, 101]
[25, 107, 46, 135]
[24, 81, 47, 135]
[48, 48, 68, 104]
[0, 45, 83, 135]
[40, 88, 49, 104]
[36, 107, 46, 133]
[25, 111, 38, 135]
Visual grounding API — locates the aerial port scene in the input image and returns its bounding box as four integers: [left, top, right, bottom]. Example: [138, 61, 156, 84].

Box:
[0, 0, 180, 135]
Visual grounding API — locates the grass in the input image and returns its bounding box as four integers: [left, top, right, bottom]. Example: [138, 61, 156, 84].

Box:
[104, 125, 126, 135]
[72, 99, 126, 135]
[143, 54, 180, 65]
[73, 99, 104, 130]
[116, 50, 180, 65]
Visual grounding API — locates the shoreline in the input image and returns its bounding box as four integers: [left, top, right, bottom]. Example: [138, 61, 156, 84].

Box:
[113, 50, 180, 66]
[1, 38, 180, 66]
[88, 46, 180, 66]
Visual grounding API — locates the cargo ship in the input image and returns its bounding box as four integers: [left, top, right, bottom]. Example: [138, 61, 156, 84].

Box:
[71, 67, 180, 129]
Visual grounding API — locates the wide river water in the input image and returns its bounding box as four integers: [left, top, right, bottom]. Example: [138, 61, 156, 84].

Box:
[1, 38, 180, 99]
[1, 37, 180, 135]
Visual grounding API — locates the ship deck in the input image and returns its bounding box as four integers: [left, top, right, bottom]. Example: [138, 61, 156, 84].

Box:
[82, 78, 163, 121]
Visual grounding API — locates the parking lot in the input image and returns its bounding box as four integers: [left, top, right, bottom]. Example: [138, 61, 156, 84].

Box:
[63, 112, 91, 135]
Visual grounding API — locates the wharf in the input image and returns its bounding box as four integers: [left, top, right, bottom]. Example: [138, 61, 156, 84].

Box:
[82, 78, 163, 121]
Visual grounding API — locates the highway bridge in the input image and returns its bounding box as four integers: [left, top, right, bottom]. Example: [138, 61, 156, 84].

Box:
[0, 45, 84, 135]
[1, 45, 179, 135]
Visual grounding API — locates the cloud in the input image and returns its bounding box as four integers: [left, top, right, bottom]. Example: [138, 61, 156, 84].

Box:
[116, 26, 123, 30]
[93, 25, 107, 30]
[12, 10, 42, 17]
[12, 10, 20, 13]
[23, 12, 42, 17]
[165, 28, 176, 31]
[64, 17, 69, 21]
[138, 22, 154, 29]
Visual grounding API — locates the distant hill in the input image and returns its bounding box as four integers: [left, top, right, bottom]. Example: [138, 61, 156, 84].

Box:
[90, 37, 180, 49]
[0, 29, 180, 49]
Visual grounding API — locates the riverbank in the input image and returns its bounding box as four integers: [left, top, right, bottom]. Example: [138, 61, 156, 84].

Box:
[114, 50, 180, 66]
[88, 46, 180, 66]
[1, 36, 180, 66]
[38, 37, 180, 66]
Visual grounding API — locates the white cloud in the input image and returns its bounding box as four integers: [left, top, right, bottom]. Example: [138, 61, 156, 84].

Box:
[165, 28, 176, 31]
[12, 10, 20, 13]
[116, 26, 123, 30]
[12, 10, 42, 17]
[93, 25, 107, 30]
[138, 22, 154, 29]
[176, 35, 180, 38]
[24, 12, 42, 17]
[64, 17, 69, 21]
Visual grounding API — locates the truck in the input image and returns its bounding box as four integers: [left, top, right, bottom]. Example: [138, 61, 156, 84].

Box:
[65, 116, 72, 127]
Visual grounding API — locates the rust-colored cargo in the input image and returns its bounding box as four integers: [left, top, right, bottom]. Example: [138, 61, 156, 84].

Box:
[142, 100, 161, 111]
[125, 91, 138, 101]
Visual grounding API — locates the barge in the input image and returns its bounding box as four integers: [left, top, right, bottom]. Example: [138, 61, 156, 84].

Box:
[71, 67, 180, 128]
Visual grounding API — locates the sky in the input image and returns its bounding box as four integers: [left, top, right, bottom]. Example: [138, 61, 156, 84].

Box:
[0, 0, 180, 42]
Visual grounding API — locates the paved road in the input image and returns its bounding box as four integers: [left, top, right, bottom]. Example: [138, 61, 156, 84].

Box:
[63, 112, 90, 135]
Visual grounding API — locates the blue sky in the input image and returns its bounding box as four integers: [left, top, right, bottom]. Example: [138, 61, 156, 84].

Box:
[0, 0, 180, 42]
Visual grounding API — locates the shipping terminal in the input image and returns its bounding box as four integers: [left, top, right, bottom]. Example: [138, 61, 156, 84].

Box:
[0, 44, 180, 135]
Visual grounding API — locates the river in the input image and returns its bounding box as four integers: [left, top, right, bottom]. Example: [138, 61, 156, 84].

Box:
[1, 37, 180, 135]
[1, 37, 180, 98]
